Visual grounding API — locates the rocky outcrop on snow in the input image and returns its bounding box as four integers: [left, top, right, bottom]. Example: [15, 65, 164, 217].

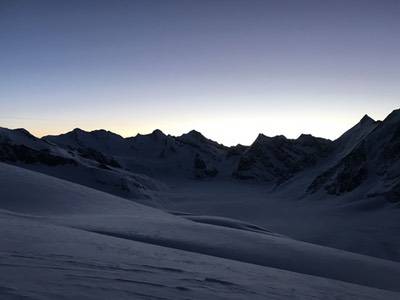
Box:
[307, 141, 369, 194]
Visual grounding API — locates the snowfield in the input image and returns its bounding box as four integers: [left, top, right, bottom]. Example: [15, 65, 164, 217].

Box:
[1, 110, 400, 299]
[1, 162, 400, 299]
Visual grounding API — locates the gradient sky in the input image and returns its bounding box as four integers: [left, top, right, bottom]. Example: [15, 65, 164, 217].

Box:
[1, 0, 399, 145]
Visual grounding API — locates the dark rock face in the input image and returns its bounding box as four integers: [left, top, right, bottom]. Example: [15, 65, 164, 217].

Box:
[0, 143, 76, 166]
[193, 153, 218, 178]
[382, 124, 400, 163]
[308, 142, 368, 195]
[194, 154, 207, 170]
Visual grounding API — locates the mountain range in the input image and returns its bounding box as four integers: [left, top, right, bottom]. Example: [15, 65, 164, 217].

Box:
[1, 109, 399, 204]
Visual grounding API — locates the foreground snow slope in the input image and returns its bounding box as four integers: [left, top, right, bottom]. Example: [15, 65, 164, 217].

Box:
[2, 211, 399, 300]
[1, 162, 400, 299]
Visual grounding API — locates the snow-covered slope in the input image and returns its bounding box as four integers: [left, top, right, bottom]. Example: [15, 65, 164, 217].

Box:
[160, 177, 400, 262]
[1, 162, 400, 299]
[3, 211, 399, 300]
[0, 127, 166, 202]
[1, 107, 400, 299]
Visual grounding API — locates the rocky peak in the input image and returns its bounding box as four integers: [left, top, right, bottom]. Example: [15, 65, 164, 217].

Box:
[359, 114, 375, 125]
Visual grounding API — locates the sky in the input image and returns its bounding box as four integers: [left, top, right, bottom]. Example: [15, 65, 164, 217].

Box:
[0, 0, 399, 146]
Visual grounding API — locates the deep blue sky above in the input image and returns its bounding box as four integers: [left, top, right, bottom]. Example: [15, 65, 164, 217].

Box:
[1, 0, 399, 145]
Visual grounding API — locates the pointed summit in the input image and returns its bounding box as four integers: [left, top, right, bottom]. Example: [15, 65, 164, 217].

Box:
[252, 133, 270, 145]
[256, 133, 267, 139]
[333, 114, 379, 155]
[359, 114, 375, 125]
